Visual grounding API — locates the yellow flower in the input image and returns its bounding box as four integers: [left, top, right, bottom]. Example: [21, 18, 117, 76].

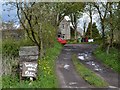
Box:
[44, 67, 46, 70]
[48, 71, 50, 75]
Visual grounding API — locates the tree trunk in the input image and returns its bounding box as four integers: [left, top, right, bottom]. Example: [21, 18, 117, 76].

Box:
[89, 4, 93, 39]
[74, 29, 77, 40]
[109, 2, 114, 48]
[106, 44, 110, 54]
[101, 20, 105, 47]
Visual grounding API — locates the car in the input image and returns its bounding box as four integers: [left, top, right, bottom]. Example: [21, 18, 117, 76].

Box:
[57, 38, 67, 45]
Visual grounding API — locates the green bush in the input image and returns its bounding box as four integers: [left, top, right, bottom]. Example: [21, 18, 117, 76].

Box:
[2, 39, 34, 57]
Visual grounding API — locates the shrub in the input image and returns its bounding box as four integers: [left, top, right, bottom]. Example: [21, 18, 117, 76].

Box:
[2, 39, 34, 57]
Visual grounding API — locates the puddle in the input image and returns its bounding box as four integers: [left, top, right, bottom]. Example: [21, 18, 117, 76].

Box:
[66, 52, 70, 55]
[78, 53, 84, 56]
[69, 82, 77, 85]
[78, 56, 85, 60]
[64, 64, 70, 70]
[64, 58, 69, 60]
[91, 61, 95, 66]
[86, 61, 103, 72]
[64, 49, 71, 51]
[78, 52, 92, 60]
[86, 61, 93, 65]
[78, 52, 103, 72]
[94, 65, 102, 72]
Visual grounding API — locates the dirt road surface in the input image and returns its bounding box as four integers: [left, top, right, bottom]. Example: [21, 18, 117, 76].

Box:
[56, 44, 119, 89]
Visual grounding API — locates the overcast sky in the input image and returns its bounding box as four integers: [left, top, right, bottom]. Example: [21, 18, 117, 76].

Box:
[78, 12, 100, 33]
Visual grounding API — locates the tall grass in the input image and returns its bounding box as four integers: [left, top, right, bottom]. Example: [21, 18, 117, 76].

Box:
[94, 47, 120, 73]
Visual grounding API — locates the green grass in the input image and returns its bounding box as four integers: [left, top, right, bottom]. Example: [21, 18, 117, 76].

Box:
[72, 54, 109, 88]
[2, 42, 62, 88]
[94, 47, 120, 73]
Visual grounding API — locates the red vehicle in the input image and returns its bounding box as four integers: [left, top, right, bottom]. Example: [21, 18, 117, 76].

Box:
[57, 38, 67, 45]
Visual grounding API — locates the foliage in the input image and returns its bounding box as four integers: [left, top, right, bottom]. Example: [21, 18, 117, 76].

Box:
[15, 2, 58, 58]
[112, 2, 120, 45]
[92, 23, 101, 39]
[72, 54, 109, 87]
[53, 2, 85, 26]
[86, 22, 100, 39]
[85, 22, 91, 38]
[2, 21, 15, 30]
[42, 22, 56, 48]
[2, 42, 62, 88]
[94, 47, 120, 73]
[93, 2, 109, 47]
[2, 38, 34, 57]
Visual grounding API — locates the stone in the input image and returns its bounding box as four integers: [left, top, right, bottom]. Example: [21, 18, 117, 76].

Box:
[19, 46, 39, 56]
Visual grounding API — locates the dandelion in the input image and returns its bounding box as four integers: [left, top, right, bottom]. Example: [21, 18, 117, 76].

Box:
[48, 71, 50, 74]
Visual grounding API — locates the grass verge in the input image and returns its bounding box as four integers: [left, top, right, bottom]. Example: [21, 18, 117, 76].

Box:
[2, 42, 62, 88]
[93, 47, 120, 73]
[72, 54, 109, 88]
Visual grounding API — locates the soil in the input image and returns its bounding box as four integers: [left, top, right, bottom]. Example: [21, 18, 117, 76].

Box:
[56, 44, 119, 89]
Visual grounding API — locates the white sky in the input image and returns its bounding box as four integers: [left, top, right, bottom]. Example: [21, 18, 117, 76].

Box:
[77, 12, 101, 34]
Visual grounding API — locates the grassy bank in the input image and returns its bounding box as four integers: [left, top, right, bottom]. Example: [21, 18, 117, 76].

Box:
[2, 42, 62, 88]
[72, 54, 109, 88]
[94, 47, 120, 73]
